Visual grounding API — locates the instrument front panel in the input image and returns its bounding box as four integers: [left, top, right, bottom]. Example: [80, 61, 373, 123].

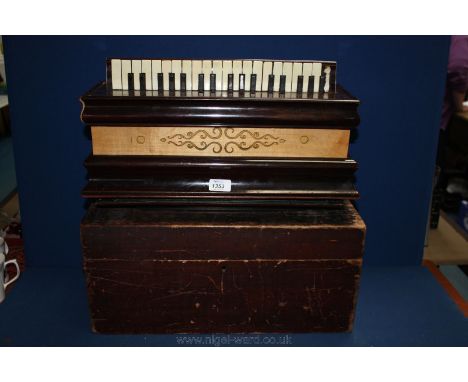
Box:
[90, 126, 350, 158]
[80, 58, 360, 203]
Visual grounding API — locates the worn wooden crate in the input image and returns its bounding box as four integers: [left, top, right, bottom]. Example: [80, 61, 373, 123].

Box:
[81, 201, 365, 333]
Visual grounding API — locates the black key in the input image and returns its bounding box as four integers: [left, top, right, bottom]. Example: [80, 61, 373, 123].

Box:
[169, 73, 175, 92]
[128, 73, 134, 91]
[296, 75, 304, 94]
[307, 75, 315, 95]
[239, 74, 245, 93]
[198, 73, 204, 93]
[250, 74, 257, 93]
[319, 74, 326, 93]
[279, 75, 286, 94]
[227, 74, 234, 92]
[210, 73, 216, 93]
[139, 73, 146, 92]
[180, 73, 186, 92]
[267, 74, 274, 93]
[157, 73, 163, 93]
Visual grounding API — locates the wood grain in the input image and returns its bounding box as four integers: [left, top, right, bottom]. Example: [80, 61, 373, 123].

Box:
[91, 126, 350, 158]
[80, 82, 360, 128]
[84, 259, 361, 333]
[82, 154, 359, 202]
[81, 201, 366, 333]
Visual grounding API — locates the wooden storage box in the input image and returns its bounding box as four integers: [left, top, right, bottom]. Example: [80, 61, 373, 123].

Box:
[81, 201, 365, 333]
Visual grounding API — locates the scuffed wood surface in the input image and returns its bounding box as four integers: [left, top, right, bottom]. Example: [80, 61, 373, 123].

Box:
[81, 201, 365, 333]
[81, 203, 365, 261]
[84, 259, 361, 333]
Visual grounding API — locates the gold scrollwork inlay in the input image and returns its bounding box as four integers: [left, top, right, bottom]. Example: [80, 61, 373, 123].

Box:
[160, 128, 223, 153]
[160, 128, 286, 154]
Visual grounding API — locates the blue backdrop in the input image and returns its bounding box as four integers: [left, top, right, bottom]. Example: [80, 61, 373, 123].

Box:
[3, 36, 449, 268]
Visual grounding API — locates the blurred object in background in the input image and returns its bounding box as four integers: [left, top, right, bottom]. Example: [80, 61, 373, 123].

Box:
[430, 166, 442, 228]
[445, 177, 468, 212]
[433, 36, 468, 230]
[0, 92, 9, 137]
[0, 35, 6, 94]
[0, 215, 24, 289]
[459, 200, 468, 234]
[0, 35, 8, 137]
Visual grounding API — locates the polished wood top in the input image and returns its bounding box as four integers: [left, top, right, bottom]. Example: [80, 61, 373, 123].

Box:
[82, 155, 358, 203]
[80, 82, 360, 128]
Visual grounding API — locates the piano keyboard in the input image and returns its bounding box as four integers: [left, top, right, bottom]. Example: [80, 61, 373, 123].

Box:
[107, 59, 336, 94]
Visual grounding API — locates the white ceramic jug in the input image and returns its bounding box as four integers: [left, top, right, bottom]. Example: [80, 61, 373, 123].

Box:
[0, 235, 7, 255]
[0, 237, 20, 303]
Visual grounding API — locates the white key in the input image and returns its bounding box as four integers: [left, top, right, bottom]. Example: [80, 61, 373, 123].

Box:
[141, 60, 152, 91]
[324, 65, 331, 92]
[212, 60, 223, 91]
[192, 60, 202, 91]
[232, 60, 242, 91]
[131, 60, 142, 90]
[172, 60, 182, 91]
[182, 60, 192, 91]
[151, 60, 162, 91]
[252, 60, 263, 92]
[202, 60, 212, 91]
[121, 60, 131, 90]
[161, 60, 171, 91]
[302, 62, 313, 92]
[291, 62, 303, 93]
[273, 61, 283, 92]
[282, 62, 293, 93]
[242, 60, 253, 91]
[110, 59, 122, 90]
[261, 61, 273, 91]
[312, 62, 322, 93]
[222, 60, 232, 91]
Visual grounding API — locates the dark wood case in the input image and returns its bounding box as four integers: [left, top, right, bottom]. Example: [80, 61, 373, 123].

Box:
[80, 72, 365, 334]
[82, 155, 359, 203]
[81, 200, 365, 334]
[80, 82, 360, 128]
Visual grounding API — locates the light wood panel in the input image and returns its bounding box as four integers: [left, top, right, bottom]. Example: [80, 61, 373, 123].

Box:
[91, 126, 350, 158]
